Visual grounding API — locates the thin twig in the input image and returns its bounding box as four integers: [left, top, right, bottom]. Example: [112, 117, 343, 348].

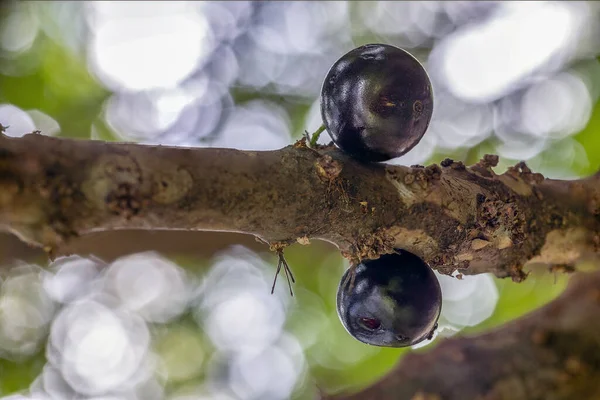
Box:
[271, 249, 296, 296]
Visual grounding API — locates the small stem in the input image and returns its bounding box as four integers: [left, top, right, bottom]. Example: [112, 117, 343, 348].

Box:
[309, 124, 326, 147]
[271, 250, 295, 296]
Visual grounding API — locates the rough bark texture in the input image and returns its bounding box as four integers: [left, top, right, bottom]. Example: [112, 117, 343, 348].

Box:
[0, 131, 599, 281]
[327, 269, 600, 400]
[1, 130, 600, 400]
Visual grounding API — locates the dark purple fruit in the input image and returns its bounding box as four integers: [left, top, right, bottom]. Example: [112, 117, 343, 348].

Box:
[321, 43, 433, 162]
[336, 249, 442, 347]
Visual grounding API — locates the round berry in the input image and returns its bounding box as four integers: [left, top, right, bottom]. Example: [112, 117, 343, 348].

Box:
[320, 44, 433, 162]
[336, 249, 442, 347]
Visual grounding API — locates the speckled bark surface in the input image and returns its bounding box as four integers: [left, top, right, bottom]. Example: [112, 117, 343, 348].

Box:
[1, 131, 600, 400]
[0, 132, 598, 280]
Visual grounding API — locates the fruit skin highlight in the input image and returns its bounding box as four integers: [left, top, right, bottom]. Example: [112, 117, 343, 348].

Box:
[321, 43, 433, 162]
[336, 250, 442, 348]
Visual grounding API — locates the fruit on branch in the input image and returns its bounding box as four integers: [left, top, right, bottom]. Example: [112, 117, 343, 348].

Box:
[336, 250, 442, 347]
[320, 43, 433, 162]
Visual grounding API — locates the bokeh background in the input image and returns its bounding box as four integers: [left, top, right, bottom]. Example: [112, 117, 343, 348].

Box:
[0, 1, 599, 399]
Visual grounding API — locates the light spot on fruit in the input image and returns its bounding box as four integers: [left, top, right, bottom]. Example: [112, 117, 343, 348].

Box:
[413, 100, 423, 116]
[379, 95, 396, 108]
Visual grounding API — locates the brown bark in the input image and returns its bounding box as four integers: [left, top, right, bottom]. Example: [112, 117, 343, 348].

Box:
[326, 269, 600, 400]
[1, 130, 600, 399]
[0, 131, 598, 281]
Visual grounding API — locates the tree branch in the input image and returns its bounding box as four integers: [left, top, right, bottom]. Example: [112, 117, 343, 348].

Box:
[0, 132, 598, 280]
[326, 269, 600, 400]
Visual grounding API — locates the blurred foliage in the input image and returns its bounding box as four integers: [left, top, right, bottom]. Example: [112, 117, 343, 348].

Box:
[0, 1, 599, 399]
[575, 98, 600, 174]
[0, 356, 45, 394]
[0, 37, 108, 138]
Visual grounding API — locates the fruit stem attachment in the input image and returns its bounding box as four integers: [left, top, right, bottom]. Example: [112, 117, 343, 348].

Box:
[309, 124, 326, 147]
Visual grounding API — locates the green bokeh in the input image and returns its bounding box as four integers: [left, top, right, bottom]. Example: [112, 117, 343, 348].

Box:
[0, 4, 599, 398]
